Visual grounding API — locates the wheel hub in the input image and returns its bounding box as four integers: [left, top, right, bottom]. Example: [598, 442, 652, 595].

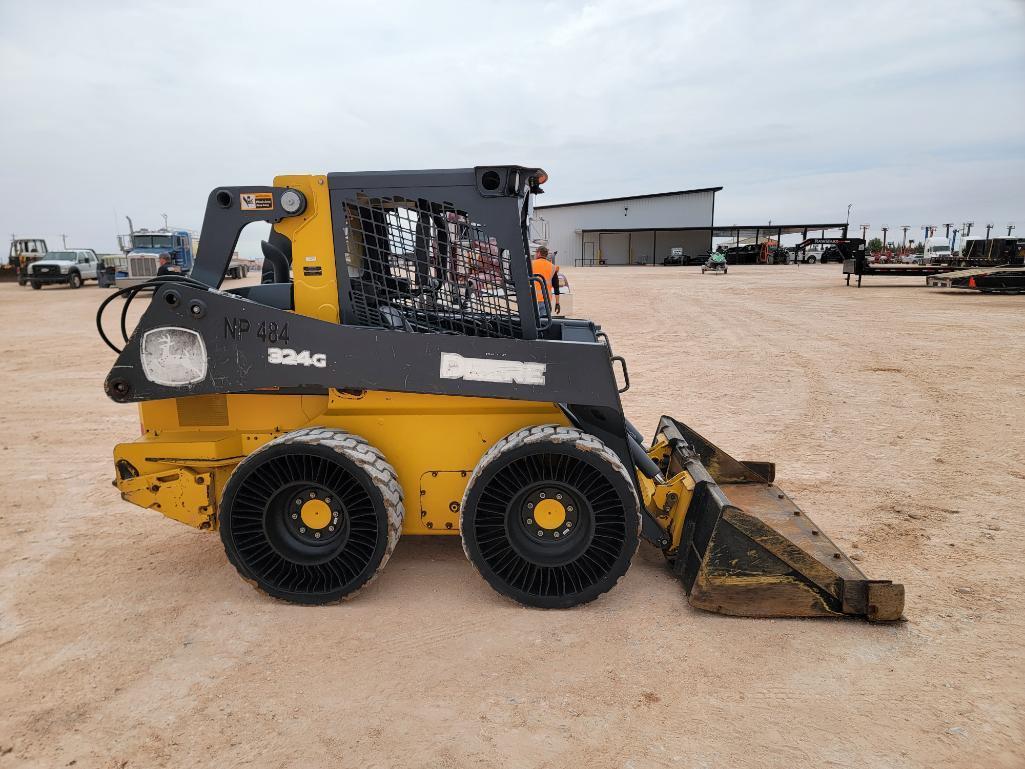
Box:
[300, 499, 332, 530]
[285, 487, 343, 544]
[521, 486, 578, 541]
[533, 498, 566, 529]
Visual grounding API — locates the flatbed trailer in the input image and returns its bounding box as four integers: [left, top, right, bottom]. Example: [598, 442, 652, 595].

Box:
[843, 239, 1023, 287]
[926, 266, 1025, 293]
[843, 260, 955, 287]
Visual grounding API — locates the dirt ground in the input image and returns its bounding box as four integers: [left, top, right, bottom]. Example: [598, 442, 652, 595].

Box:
[1, 265, 1023, 769]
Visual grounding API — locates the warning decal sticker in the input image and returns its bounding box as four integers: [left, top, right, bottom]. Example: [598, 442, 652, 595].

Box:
[240, 192, 274, 211]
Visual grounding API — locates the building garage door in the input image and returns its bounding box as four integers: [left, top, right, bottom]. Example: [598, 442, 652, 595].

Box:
[598, 232, 630, 265]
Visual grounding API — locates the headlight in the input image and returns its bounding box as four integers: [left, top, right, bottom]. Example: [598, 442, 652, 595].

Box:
[140, 327, 208, 386]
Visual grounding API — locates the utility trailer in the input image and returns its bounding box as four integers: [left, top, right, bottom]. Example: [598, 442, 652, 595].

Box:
[927, 266, 1025, 293]
[841, 240, 953, 287]
[845, 235, 1024, 288]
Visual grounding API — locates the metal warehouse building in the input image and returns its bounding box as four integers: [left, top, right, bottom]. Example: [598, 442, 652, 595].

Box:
[533, 187, 721, 267]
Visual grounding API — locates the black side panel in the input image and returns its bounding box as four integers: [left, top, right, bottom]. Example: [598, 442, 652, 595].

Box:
[104, 284, 622, 410]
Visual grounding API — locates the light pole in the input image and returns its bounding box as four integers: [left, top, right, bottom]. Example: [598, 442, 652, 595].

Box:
[901, 225, 910, 250]
[846, 203, 853, 226]
[1009, 224, 1016, 237]
[162, 213, 169, 229]
[881, 226, 889, 250]
[860, 223, 869, 240]
[963, 221, 974, 237]
[60, 233, 68, 248]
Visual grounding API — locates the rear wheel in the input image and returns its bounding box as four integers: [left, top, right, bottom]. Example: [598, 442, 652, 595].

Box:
[219, 428, 403, 604]
[31, 281, 41, 290]
[460, 425, 640, 608]
[805, 255, 817, 264]
[68, 271, 82, 289]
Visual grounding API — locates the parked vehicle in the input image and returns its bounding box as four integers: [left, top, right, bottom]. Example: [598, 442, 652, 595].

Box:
[25, 249, 100, 289]
[820, 246, 845, 264]
[662, 252, 705, 266]
[796, 243, 829, 263]
[701, 252, 728, 274]
[6, 237, 48, 283]
[921, 237, 953, 265]
[225, 256, 251, 279]
[115, 225, 197, 288]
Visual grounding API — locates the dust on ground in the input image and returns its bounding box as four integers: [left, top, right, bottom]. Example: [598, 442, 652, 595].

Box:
[1, 265, 1023, 769]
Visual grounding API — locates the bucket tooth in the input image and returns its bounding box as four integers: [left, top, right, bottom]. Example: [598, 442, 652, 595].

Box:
[655, 416, 904, 621]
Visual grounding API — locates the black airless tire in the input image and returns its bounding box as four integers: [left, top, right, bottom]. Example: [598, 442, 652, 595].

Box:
[219, 428, 403, 604]
[460, 425, 640, 608]
[68, 272, 82, 288]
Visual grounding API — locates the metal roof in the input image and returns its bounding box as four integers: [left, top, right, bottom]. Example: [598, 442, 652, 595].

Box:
[535, 187, 723, 210]
[712, 223, 848, 237]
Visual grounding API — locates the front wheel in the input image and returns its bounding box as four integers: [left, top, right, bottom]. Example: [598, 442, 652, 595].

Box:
[68, 272, 82, 289]
[460, 425, 640, 608]
[219, 428, 403, 604]
[805, 255, 817, 264]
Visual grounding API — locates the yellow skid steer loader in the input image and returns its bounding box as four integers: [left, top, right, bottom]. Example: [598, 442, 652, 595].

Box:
[98, 167, 903, 620]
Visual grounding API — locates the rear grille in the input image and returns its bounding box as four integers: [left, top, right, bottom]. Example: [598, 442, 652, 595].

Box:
[341, 195, 521, 338]
[176, 395, 229, 427]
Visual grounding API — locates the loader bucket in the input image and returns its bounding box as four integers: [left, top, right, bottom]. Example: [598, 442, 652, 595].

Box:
[655, 417, 904, 621]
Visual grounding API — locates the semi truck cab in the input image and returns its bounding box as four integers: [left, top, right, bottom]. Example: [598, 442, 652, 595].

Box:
[115, 228, 197, 287]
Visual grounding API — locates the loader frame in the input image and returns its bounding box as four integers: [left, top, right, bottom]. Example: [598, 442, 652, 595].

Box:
[101, 166, 903, 620]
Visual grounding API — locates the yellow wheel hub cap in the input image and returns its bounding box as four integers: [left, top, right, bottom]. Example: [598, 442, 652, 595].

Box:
[533, 499, 567, 530]
[300, 499, 332, 530]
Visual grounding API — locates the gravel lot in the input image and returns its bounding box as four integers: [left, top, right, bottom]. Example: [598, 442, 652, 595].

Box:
[1, 265, 1022, 769]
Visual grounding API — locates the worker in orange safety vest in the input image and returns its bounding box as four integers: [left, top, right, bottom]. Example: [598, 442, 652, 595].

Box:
[530, 246, 561, 316]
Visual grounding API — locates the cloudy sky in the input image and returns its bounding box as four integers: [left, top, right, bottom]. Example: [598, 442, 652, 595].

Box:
[1, 0, 1022, 256]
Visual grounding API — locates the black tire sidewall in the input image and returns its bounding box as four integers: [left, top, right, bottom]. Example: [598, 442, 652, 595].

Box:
[69, 271, 82, 288]
[462, 436, 639, 608]
[219, 439, 392, 604]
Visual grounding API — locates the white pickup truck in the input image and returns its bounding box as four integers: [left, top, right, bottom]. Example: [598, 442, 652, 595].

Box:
[25, 249, 101, 289]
